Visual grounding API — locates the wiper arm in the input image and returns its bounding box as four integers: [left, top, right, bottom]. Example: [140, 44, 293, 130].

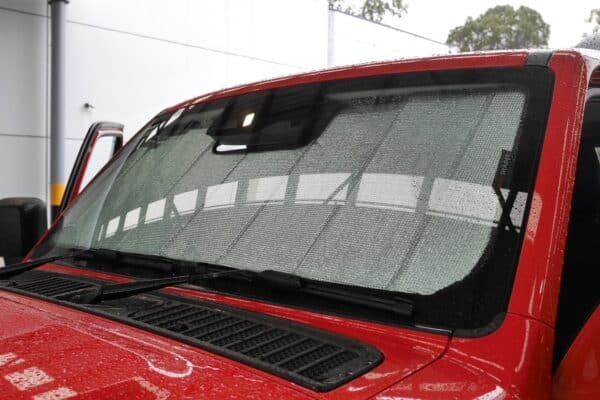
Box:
[64, 268, 248, 304]
[0, 251, 86, 280]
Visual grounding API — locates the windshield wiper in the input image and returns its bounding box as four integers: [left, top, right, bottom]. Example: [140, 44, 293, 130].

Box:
[64, 268, 413, 317]
[0, 247, 214, 281]
[63, 269, 247, 304]
[0, 251, 87, 280]
[256, 270, 414, 317]
[0, 248, 158, 280]
[71, 248, 205, 274]
[4, 251, 414, 317]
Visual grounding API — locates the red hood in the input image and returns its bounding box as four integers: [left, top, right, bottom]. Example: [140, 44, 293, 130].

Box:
[373, 314, 555, 399]
[0, 282, 449, 400]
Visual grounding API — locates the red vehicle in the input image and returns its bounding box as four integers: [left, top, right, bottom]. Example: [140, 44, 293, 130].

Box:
[0, 48, 598, 400]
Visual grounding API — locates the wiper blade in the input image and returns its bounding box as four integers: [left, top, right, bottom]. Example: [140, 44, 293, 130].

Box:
[64, 269, 248, 304]
[58, 247, 213, 275]
[255, 270, 414, 317]
[0, 247, 194, 280]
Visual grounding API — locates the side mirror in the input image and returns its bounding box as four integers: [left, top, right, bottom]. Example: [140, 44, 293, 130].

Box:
[0, 198, 47, 265]
[55, 121, 124, 219]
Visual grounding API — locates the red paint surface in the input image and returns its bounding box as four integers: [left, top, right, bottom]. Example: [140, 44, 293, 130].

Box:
[6, 49, 600, 398]
[553, 307, 600, 399]
[0, 286, 448, 400]
[375, 314, 554, 399]
[508, 51, 590, 327]
[0, 291, 312, 399]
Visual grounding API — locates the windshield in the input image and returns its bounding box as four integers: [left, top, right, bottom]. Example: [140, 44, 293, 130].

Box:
[34, 67, 553, 331]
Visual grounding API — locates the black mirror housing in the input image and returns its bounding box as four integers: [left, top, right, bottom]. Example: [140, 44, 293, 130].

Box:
[0, 198, 47, 264]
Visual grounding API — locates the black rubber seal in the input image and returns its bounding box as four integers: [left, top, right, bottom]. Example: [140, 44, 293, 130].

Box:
[526, 51, 553, 66]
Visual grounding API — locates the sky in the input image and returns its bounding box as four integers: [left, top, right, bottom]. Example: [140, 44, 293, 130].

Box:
[379, 0, 598, 48]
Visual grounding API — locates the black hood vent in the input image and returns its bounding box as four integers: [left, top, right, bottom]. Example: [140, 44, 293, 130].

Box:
[11, 275, 97, 297]
[4, 272, 383, 392]
[127, 296, 383, 391]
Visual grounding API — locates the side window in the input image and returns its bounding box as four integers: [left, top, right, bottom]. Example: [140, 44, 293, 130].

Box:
[554, 93, 600, 368]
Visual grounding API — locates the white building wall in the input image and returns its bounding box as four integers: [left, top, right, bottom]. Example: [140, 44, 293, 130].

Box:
[0, 2, 48, 202]
[0, 0, 448, 203]
[328, 11, 449, 66]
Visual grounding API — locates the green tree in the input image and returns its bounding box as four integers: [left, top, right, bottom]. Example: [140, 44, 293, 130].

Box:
[328, 0, 407, 23]
[447, 5, 550, 52]
[328, 0, 352, 13]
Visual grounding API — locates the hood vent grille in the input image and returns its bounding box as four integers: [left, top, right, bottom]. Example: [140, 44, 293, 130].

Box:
[128, 297, 382, 391]
[12, 276, 96, 297]
[6, 272, 383, 392]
